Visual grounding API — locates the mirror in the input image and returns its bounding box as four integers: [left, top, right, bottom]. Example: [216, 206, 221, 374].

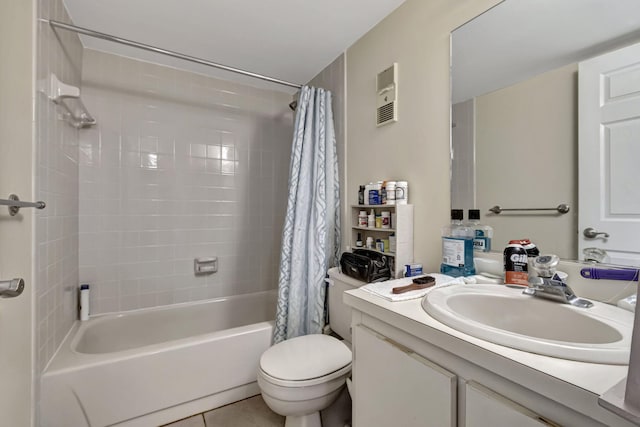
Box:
[451, 0, 640, 267]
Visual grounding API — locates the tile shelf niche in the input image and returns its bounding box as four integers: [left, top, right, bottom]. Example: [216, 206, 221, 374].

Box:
[350, 204, 414, 278]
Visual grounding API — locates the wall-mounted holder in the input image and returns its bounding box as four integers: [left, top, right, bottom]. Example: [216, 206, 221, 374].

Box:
[194, 257, 218, 275]
[45, 73, 96, 129]
[0, 194, 46, 216]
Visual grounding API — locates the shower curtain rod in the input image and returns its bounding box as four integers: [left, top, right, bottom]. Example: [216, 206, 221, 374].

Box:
[45, 19, 303, 90]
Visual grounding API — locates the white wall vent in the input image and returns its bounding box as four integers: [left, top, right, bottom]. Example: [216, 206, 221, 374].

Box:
[376, 63, 398, 126]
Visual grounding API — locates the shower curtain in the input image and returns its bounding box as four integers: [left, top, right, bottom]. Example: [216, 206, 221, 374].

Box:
[273, 86, 340, 343]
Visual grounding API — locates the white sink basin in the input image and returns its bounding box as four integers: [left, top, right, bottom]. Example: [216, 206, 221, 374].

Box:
[422, 284, 633, 364]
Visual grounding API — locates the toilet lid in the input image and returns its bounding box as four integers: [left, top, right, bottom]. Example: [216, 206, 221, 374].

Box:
[260, 334, 352, 381]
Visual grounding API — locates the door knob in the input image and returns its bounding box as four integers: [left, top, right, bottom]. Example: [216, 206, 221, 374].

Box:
[583, 227, 610, 239]
[0, 278, 25, 298]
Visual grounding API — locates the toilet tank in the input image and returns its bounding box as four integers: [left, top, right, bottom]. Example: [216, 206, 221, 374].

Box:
[327, 267, 366, 343]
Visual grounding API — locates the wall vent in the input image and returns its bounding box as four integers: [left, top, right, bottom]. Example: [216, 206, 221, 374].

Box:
[376, 63, 398, 127]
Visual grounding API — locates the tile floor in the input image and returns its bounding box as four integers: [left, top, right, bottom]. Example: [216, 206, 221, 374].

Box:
[162, 396, 284, 427]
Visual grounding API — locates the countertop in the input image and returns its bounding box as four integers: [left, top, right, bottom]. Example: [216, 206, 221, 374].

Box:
[344, 279, 630, 397]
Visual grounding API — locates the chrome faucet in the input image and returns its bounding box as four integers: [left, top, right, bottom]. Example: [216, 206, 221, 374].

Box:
[523, 254, 593, 308]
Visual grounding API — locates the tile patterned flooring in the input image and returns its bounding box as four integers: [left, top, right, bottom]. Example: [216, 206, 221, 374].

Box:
[162, 396, 284, 427]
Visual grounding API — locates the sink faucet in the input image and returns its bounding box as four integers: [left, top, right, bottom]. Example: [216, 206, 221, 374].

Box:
[523, 254, 593, 308]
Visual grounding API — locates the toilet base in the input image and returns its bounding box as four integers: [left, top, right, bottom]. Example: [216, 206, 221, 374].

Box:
[285, 411, 321, 427]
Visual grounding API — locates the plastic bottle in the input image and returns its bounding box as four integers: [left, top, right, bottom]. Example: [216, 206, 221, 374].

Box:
[467, 209, 493, 252]
[504, 240, 528, 286]
[381, 182, 387, 205]
[356, 232, 363, 247]
[79, 284, 90, 321]
[366, 236, 374, 249]
[358, 185, 365, 205]
[367, 209, 375, 228]
[386, 181, 396, 205]
[440, 209, 476, 277]
[389, 233, 397, 253]
[358, 210, 368, 227]
[521, 239, 539, 278]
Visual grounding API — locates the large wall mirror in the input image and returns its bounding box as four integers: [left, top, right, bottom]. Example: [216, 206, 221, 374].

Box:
[451, 0, 640, 267]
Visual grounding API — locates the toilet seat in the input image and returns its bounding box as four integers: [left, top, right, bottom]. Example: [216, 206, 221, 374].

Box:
[259, 363, 352, 388]
[259, 334, 352, 386]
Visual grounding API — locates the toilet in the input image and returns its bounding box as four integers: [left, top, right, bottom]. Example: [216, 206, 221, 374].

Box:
[257, 267, 364, 427]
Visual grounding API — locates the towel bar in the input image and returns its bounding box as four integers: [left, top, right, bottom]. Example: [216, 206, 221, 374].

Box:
[0, 194, 46, 216]
[489, 204, 570, 215]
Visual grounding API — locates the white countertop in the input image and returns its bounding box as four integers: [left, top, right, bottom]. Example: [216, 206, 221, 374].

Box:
[344, 279, 630, 397]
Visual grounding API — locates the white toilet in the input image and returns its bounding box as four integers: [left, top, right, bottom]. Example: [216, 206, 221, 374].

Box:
[257, 267, 364, 427]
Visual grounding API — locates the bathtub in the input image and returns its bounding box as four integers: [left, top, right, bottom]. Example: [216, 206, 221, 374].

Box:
[41, 291, 277, 427]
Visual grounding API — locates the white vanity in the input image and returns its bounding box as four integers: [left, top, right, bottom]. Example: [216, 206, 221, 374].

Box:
[344, 280, 636, 427]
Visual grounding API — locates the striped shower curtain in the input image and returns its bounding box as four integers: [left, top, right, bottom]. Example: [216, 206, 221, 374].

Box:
[273, 86, 340, 343]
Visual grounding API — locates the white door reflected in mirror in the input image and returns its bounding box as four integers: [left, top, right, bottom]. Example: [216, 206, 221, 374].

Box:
[579, 41, 640, 267]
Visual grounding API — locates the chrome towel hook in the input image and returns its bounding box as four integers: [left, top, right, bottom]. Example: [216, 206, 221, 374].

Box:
[0, 194, 46, 216]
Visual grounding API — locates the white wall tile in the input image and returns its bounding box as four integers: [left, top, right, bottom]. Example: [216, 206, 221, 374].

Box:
[34, 0, 83, 421]
[79, 50, 293, 314]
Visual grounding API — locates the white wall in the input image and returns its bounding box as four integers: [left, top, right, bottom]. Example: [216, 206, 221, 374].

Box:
[78, 50, 293, 314]
[0, 1, 35, 425]
[475, 62, 578, 257]
[346, 0, 502, 272]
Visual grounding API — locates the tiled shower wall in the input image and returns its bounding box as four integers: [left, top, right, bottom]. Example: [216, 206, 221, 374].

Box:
[35, 0, 82, 374]
[79, 50, 293, 314]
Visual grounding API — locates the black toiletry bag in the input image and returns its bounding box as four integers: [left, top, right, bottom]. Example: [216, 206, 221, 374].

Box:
[339, 249, 391, 283]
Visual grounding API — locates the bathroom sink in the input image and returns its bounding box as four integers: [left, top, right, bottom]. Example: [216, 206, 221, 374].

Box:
[421, 284, 633, 364]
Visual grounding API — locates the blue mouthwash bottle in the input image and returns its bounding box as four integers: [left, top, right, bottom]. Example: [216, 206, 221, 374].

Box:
[467, 209, 493, 252]
[440, 209, 476, 277]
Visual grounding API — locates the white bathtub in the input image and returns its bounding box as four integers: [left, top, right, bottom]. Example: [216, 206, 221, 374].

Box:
[41, 291, 277, 427]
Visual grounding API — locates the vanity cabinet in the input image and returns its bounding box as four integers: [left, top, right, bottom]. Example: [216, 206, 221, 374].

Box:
[347, 299, 635, 427]
[465, 381, 559, 427]
[352, 325, 456, 427]
[352, 324, 555, 427]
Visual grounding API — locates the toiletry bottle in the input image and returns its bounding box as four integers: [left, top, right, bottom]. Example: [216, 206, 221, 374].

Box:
[358, 210, 368, 227]
[386, 181, 396, 205]
[440, 209, 476, 277]
[358, 185, 365, 205]
[381, 211, 391, 228]
[364, 182, 374, 205]
[79, 284, 90, 321]
[368, 209, 375, 228]
[375, 214, 382, 228]
[381, 182, 387, 204]
[389, 233, 397, 253]
[366, 236, 374, 249]
[356, 233, 363, 247]
[504, 240, 528, 286]
[521, 239, 539, 278]
[467, 209, 493, 252]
